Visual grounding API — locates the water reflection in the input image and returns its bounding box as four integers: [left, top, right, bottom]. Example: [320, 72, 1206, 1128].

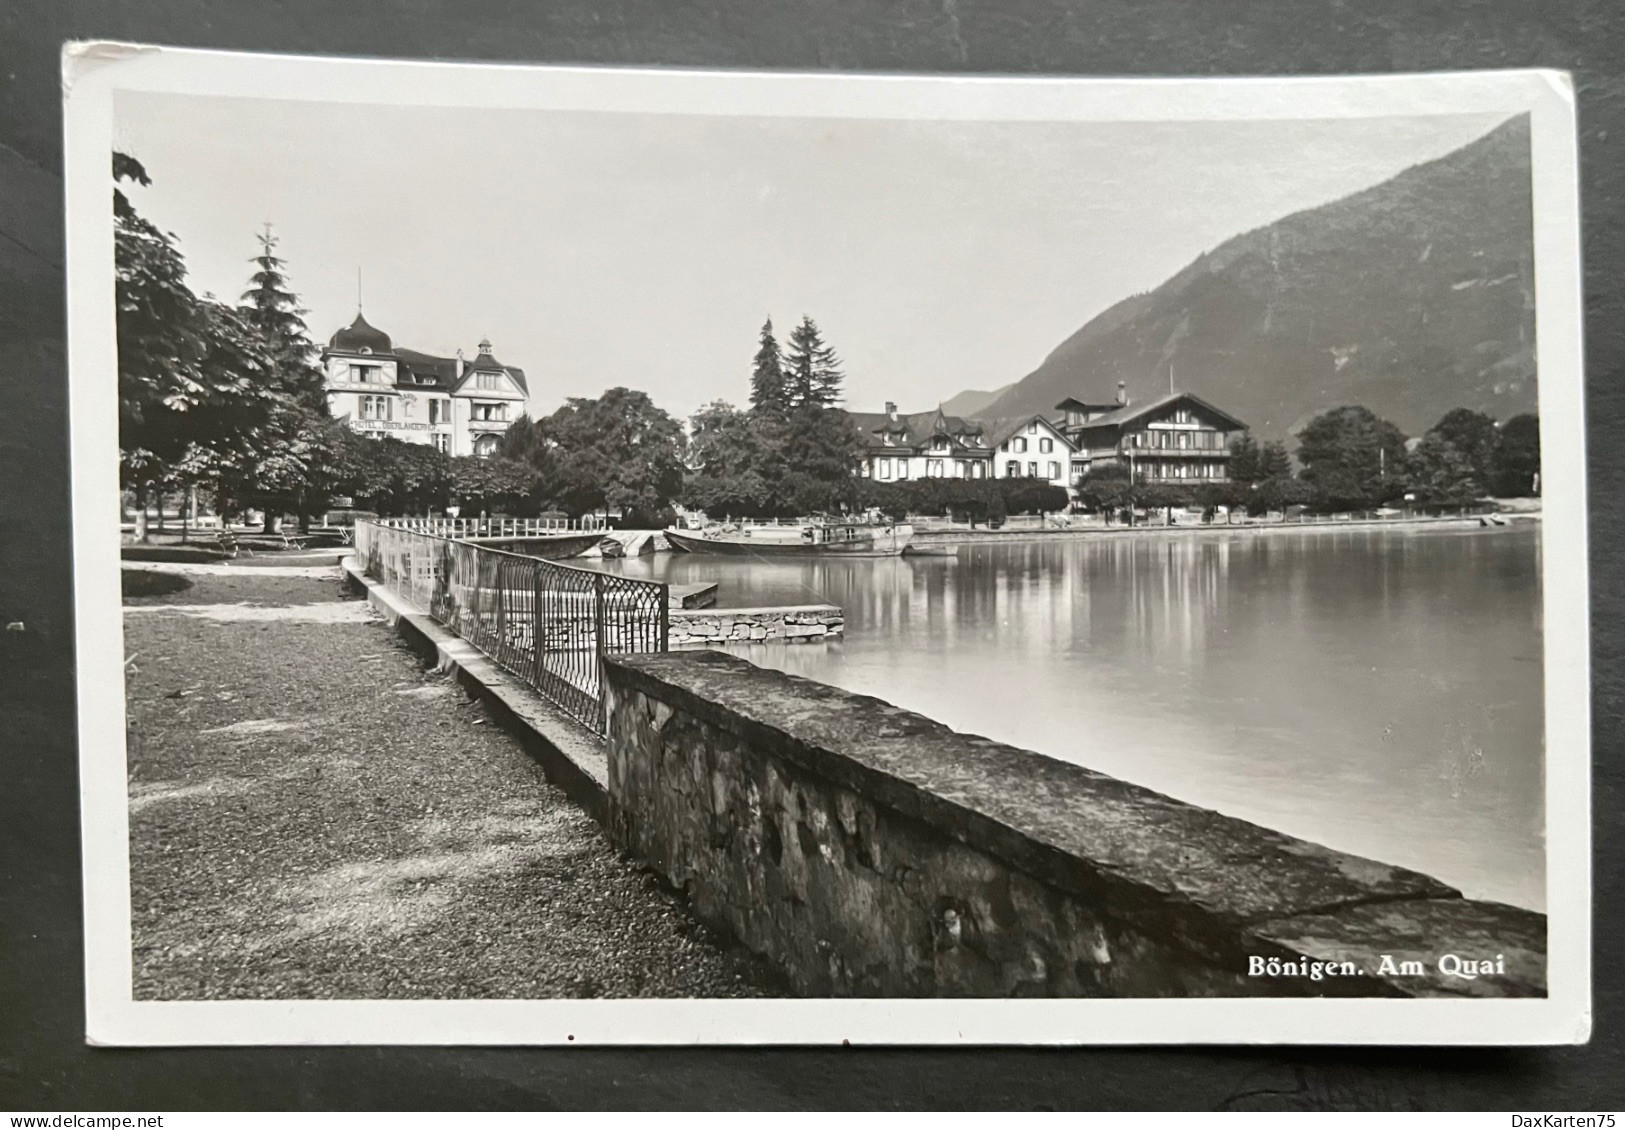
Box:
[600, 526, 1545, 909]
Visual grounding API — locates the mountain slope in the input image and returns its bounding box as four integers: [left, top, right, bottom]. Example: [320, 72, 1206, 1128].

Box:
[940, 384, 1013, 417]
[979, 116, 1535, 438]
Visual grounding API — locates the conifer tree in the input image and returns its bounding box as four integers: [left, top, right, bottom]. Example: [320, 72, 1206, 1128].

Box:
[240, 223, 325, 412]
[783, 315, 844, 409]
[748, 318, 787, 419]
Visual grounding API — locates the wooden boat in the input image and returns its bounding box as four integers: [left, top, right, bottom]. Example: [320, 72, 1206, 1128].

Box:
[664, 522, 913, 557]
[902, 544, 958, 557]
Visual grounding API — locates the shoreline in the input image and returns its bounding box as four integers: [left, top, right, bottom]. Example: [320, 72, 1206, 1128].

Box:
[908, 512, 1540, 547]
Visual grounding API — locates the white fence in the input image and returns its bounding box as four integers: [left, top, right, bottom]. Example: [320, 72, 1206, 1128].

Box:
[373, 516, 607, 538]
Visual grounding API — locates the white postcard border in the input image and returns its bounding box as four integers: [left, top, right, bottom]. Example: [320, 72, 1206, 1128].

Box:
[64, 43, 1590, 1046]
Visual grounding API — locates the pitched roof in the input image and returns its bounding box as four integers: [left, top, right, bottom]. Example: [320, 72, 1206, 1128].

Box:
[1068, 390, 1247, 432]
[394, 348, 459, 390]
[981, 413, 1073, 451]
[392, 346, 530, 396]
[1055, 396, 1123, 414]
[845, 409, 987, 453]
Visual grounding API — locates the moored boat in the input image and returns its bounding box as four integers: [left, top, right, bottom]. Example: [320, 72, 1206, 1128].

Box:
[664, 522, 913, 557]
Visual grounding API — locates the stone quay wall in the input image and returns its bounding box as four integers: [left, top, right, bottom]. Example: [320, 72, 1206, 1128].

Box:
[602, 651, 1546, 998]
[667, 605, 843, 649]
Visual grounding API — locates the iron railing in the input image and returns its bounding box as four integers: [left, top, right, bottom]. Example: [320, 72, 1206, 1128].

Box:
[355, 520, 667, 733]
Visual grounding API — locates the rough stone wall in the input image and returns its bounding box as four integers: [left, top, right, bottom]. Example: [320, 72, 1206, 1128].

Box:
[604, 652, 1547, 999]
[668, 605, 843, 649]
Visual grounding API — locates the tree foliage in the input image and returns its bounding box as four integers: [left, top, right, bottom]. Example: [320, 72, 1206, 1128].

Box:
[857, 477, 1067, 522]
[1491, 413, 1541, 497]
[783, 315, 844, 410]
[1295, 405, 1409, 509]
[683, 317, 864, 520]
[450, 455, 536, 513]
[748, 319, 788, 421]
[682, 401, 779, 519]
[525, 387, 686, 520]
[114, 154, 279, 497]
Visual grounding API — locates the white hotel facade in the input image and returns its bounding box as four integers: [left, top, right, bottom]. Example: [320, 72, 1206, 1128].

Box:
[320, 313, 528, 458]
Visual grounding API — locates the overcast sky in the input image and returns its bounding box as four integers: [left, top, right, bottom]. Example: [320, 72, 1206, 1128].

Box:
[113, 92, 1508, 421]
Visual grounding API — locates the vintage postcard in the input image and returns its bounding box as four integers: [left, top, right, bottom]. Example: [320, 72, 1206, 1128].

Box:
[63, 44, 1589, 1044]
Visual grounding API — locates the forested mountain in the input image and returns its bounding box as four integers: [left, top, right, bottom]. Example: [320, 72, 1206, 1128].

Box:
[974, 116, 1535, 438]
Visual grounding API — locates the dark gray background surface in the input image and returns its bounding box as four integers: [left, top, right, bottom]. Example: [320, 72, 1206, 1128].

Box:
[1, 0, 1619, 1110]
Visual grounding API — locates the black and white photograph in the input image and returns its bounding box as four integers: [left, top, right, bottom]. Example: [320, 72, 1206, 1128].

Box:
[62, 47, 1588, 1045]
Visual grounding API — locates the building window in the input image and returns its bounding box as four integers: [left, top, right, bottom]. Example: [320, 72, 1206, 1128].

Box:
[475, 371, 503, 390]
[1048, 461, 1060, 480]
[878, 458, 892, 480]
[954, 460, 967, 478]
[359, 395, 391, 420]
[1005, 460, 1020, 477]
[1039, 437, 1052, 453]
[428, 398, 449, 424]
[473, 434, 500, 457]
[350, 364, 383, 384]
[896, 461, 909, 479]
[431, 433, 450, 454]
[1012, 437, 1027, 453]
[927, 459, 944, 478]
[1027, 422, 1038, 434]
[471, 402, 507, 422]
[1027, 461, 1039, 478]
[971, 462, 985, 479]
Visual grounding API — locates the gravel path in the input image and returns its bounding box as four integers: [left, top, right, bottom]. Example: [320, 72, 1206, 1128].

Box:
[124, 569, 777, 999]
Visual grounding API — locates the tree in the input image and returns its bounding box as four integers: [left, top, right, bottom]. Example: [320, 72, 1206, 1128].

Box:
[748, 319, 788, 421]
[239, 224, 325, 414]
[1295, 406, 1408, 509]
[339, 435, 451, 517]
[1491, 413, 1541, 496]
[683, 401, 778, 518]
[1257, 440, 1292, 480]
[1253, 475, 1315, 518]
[450, 455, 536, 515]
[538, 387, 686, 521]
[1427, 408, 1499, 487]
[114, 153, 281, 536]
[229, 224, 334, 530]
[782, 315, 845, 410]
[1228, 433, 1262, 484]
[1406, 433, 1483, 506]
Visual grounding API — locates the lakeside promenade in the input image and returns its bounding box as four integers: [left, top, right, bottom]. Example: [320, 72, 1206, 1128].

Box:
[122, 567, 774, 999]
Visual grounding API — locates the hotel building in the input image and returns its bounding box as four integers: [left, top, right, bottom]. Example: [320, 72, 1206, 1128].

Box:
[320, 313, 529, 458]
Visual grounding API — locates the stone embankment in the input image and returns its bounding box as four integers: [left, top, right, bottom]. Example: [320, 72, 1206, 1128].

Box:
[603, 651, 1546, 999]
[668, 605, 843, 649]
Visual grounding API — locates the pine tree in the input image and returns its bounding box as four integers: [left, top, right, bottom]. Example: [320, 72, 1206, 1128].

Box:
[783, 315, 844, 410]
[240, 223, 325, 413]
[748, 318, 788, 420]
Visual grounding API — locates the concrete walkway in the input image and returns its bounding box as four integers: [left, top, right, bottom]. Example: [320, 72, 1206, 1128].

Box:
[123, 566, 774, 1000]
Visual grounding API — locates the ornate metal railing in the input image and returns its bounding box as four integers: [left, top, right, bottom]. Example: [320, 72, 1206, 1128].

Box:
[354, 520, 667, 733]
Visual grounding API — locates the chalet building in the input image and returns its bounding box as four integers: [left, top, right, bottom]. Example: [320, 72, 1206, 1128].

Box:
[848, 405, 995, 481]
[984, 414, 1074, 491]
[848, 404, 1075, 489]
[1056, 382, 1247, 483]
[320, 313, 529, 458]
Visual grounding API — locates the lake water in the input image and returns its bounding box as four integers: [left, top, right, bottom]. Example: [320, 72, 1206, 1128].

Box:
[598, 525, 1545, 910]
